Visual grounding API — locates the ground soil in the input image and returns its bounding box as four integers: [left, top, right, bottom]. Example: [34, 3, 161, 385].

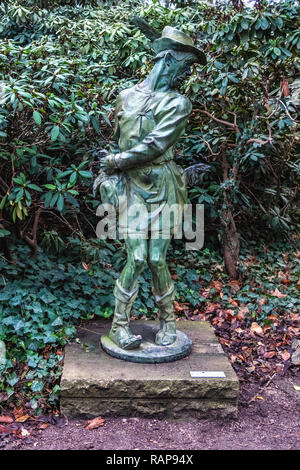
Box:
[1, 369, 299, 451]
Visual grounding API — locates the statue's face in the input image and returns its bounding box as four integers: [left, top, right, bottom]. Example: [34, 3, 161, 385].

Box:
[172, 61, 193, 88]
[166, 53, 196, 89]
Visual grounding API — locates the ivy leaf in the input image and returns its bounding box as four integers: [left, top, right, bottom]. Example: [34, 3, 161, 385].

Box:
[0, 229, 10, 238]
[6, 373, 19, 387]
[52, 317, 63, 327]
[30, 380, 44, 392]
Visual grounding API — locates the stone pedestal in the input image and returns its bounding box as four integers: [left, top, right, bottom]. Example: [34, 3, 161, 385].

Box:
[60, 319, 239, 419]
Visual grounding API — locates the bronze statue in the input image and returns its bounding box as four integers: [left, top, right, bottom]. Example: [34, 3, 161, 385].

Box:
[95, 25, 206, 355]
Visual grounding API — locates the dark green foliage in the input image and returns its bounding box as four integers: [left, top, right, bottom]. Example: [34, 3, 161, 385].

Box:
[0, 0, 299, 412]
[0, 0, 149, 245]
[0, 237, 154, 410]
[183, 0, 300, 239]
[0, 241, 112, 411]
[0, 0, 298, 256]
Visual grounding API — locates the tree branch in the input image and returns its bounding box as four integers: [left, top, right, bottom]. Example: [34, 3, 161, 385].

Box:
[20, 207, 42, 257]
[193, 108, 241, 133]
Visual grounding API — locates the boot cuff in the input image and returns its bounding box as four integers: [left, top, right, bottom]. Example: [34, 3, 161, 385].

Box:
[114, 279, 138, 303]
[152, 283, 175, 305]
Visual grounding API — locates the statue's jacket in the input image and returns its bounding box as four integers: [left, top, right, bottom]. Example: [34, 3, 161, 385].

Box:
[112, 84, 191, 235]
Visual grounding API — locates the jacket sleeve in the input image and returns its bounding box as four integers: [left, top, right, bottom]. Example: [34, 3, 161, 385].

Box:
[114, 94, 192, 170]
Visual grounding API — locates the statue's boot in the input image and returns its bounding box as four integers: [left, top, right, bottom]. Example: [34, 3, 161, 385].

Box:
[153, 284, 177, 346]
[109, 280, 142, 350]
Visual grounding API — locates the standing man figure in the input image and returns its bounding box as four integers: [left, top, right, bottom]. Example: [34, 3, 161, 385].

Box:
[99, 26, 206, 350]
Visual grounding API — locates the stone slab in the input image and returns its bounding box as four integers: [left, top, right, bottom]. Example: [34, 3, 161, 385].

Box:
[60, 319, 239, 419]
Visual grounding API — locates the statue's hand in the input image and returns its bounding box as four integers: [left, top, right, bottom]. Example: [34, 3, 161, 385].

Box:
[99, 153, 118, 175]
[95, 149, 109, 160]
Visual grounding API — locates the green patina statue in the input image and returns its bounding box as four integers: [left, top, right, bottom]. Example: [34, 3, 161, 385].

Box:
[95, 26, 206, 354]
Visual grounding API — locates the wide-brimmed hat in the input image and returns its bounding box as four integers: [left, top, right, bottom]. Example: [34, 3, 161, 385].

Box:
[152, 26, 206, 65]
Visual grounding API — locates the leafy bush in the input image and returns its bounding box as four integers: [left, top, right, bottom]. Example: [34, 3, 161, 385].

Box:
[0, 0, 298, 263]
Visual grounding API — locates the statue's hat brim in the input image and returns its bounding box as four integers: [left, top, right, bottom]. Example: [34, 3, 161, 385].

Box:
[152, 26, 206, 66]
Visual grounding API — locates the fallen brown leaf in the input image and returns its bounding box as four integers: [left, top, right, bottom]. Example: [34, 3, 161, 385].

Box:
[211, 280, 223, 293]
[0, 424, 12, 434]
[280, 350, 290, 361]
[16, 414, 30, 423]
[237, 354, 247, 363]
[229, 298, 239, 308]
[237, 306, 249, 320]
[268, 314, 278, 321]
[277, 270, 286, 280]
[229, 280, 240, 291]
[250, 322, 264, 335]
[290, 313, 300, 323]
[85, 416, 105, 430]
[215, 264, 223, 271]
[235, 327, 244, 334]
[0, 415, 13, 424]
[270, 288, 287, 298]
[82, 262, 90, 271]
[225, 308, 235, 320]
[201, 288, 211, 298]
[219, 337, 230, 347]
[174, 301, 185, 312]
[38, 423, 49, 430]
[264, 351, 276, 359]
[289, 327, 300, 336]
[13, 407, 25, 420]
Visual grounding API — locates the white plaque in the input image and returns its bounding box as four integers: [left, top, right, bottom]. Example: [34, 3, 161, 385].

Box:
[190, 371, 226, 378]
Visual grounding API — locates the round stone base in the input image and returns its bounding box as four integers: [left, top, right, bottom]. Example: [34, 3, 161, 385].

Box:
[100, 322, 192, 363]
